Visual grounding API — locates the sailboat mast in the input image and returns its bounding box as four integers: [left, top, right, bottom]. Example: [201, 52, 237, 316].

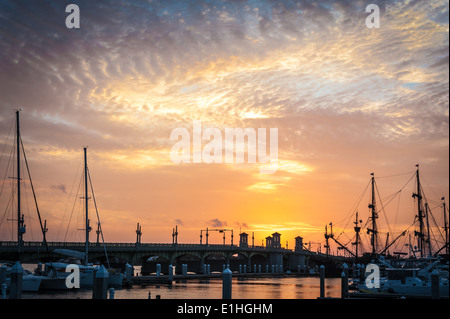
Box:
[84, 147, 89, 266]
[353, 211, 361, 259]
[368, 173, 378, 255]
[413, 165, 425, 257]
[16, 110, 25, 258]
[443, 197, 449, 256]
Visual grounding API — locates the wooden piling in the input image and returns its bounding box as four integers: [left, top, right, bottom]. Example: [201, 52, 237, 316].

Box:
[10, 261, 23, 299]
[92, 265, 109, 299]
[168, 265, 174, 282]
[319, 265, 325, 298]
[341, 267, 348, 299]
[109, 288, 115, 299]
[222, 268, 232, 299]
[431, 269, 440, 299]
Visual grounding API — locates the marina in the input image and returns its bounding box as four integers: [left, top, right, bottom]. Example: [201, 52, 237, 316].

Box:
[1, 111, 449, 300]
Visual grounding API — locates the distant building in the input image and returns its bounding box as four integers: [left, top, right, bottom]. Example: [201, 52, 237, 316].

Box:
[265, 232, 282, 248]
[265, 236, 273, 248]
[239, 232, 248, 248]
[272, 232, 281, 248]
[295, 236, 303, 252]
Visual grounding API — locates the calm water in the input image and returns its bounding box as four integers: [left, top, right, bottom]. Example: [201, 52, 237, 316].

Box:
[20, 264, 341, 299]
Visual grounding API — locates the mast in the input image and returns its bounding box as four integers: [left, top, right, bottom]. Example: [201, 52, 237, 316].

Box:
[324, 224, 330, 256]
[352, 212, 361, 260]
[425, 203, 432, 257]
[367, 173, 378, 255]
[413, 164, 425, 257]
[84, 147, 90, 266]
[16, 110, 26, 259]
[443, 197, 449, 256]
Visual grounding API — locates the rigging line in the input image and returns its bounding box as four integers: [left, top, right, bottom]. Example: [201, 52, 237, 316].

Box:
[20, 137, 51, 257]
[87, 168, 110, 269]
[420, 173, 444, 204]
[0, 132, 15, 203]
[335, 179, 371, 240]
[375, 171, 416, 179]
[56, 155, 83, 240]
[421, 184, 446, 243]
[63, 171, 83, 242]
[375, 172, 417, 233]
[0, 115, 15, 166]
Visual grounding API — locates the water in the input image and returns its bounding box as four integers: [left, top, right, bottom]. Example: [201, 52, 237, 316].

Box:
[19, 264, 341, 299]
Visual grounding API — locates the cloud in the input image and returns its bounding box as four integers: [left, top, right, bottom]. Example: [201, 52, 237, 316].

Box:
[208, 218, 227, 228]
[50, 184, 67, 193]
[0, 0, 447, 247]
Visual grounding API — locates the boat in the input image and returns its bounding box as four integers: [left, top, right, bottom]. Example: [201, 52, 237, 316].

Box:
[37, 147, 123, 289]
[358, 257, 449, 297]
[2, 262, 42, 292]
[327, 166, 449, 298]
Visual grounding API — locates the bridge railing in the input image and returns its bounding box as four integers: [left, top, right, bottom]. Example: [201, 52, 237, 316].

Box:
[0, 241, 294, 253]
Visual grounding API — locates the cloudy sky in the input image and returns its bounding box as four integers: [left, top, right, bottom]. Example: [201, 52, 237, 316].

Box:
[0, 0, 448, 254]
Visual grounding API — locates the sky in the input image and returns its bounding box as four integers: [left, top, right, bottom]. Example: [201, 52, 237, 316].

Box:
[0, 0, 448, 255]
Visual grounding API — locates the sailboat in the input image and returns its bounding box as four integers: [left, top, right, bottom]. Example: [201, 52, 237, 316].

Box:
[40, 147, 123, 289]
[1, 110, 64, 292]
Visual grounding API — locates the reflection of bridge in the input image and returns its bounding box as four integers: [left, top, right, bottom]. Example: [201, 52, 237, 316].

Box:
[0, 240, 352, 276]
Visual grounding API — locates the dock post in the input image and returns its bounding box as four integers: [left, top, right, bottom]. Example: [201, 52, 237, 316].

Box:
[243, 265, 247, 274]
[125, 263, 133, 284]
[239, 265, 242, 273]
[319, 265, 325, 298]
[207, 264, 210, 275]
[1, 283, 6, 299]
[10, 261, 23, 299]
[156, 264, 161, 277]
[222, 268, 232, 299]
[265, 265, 268, 273]
[109, 288, 115, 299]
[254, 264, 257, 273]
[92, 265, 109, 299]
[258, 265, 261, 274]
[341, 264, 348, 299]
[431, 269, 440, 299]
[343, 263, 348, 279]
[0, 265, 6, 286]
[168, 265, 173, 282]
[359, 264, 365, 282]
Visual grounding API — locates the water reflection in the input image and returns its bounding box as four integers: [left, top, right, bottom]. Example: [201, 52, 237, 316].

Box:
[21, 276, 341, 299]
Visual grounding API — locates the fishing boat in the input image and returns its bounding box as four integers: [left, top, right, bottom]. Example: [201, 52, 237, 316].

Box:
[327, 166, 449, 298]
[357, 257, 449, 297]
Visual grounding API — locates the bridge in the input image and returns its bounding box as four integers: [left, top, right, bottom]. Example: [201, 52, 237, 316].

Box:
[0, 239, 352, 276]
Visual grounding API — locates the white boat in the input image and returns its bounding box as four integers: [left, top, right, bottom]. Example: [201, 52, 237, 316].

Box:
[359, 267, 449, 297]
[2, 263, 42, 292]
[358, 257, 449, 298]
